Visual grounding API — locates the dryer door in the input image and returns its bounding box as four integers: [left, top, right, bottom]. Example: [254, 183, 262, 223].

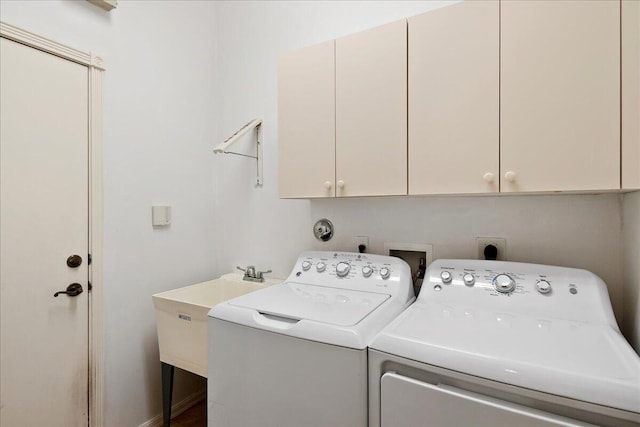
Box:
[380, 373, 593, 427]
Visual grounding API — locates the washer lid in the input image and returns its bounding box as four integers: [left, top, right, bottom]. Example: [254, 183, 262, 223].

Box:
[229, 282, 390, 326]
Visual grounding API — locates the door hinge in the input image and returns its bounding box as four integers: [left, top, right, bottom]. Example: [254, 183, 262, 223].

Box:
[88, 253, 92, 265]
[88, 281, 92, 291]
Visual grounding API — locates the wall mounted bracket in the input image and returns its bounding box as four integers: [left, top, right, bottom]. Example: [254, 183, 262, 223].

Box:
[213, 118, 263, 186]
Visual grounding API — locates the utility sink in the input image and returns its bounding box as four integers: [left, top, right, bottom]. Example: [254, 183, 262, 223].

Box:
[152, 273, 281, 377]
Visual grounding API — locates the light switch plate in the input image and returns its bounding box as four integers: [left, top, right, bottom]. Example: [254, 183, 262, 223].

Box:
[152, 206, 171, 227]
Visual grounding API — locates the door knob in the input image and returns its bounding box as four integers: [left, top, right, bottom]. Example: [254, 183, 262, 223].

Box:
[66, 254, 82, 268]
[54, 283, 83, 297]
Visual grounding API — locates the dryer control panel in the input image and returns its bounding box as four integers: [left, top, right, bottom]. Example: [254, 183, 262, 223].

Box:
[287, 251, 414, 300]
[421, 259, 618, 328]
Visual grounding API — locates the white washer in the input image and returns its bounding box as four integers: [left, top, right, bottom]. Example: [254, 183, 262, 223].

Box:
[208, 251, 414, 427]
[369, 259, 640, 427]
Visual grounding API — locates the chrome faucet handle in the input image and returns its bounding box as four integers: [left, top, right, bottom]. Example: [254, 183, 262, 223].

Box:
[237, 265, 255, 274]
[256, 269, 272, 280]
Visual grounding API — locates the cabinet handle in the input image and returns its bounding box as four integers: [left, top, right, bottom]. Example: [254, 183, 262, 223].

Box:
[504, 171, 517, 183]
[483, 172, 495, 184]
[324, 181, 332, 190]
[337, 180, 345, 189]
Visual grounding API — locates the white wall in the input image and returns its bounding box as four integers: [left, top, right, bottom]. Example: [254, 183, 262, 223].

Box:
[1, 1, 636, 425]
[623, 191, 640, 353]
[0, 1, 217, 426]
[212, 0, 626, 324]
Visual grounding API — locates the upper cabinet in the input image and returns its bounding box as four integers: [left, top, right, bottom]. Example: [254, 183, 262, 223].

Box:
[278, 1, 633, 198]
[501, 0, 620, 193]
[278, 40, 335, 198]
[623, 0, 640, 190]
[408, 1, 499, 195]
[335, 20, 407, 197]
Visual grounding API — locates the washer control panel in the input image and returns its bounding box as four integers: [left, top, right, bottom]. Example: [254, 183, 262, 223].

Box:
[420, 259, 617, 326]
[287, 251, 414, 297]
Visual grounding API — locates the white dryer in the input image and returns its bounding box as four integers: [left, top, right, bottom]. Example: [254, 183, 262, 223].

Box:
[208, 251, 414, 427]
[369, 259, 640, 427]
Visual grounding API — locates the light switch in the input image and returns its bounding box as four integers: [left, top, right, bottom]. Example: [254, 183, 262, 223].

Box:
[152, 206, 171, 227]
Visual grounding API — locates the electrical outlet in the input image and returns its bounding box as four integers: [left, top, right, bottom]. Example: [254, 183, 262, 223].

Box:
[356, 236, 369, 252]
[476, 237, 507, 261]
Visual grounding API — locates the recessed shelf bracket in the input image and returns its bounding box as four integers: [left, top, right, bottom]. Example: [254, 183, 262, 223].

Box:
[213, 118, 263, 186]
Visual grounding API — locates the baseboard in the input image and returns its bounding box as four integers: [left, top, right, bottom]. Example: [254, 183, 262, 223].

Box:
[138, 389, 206, 427]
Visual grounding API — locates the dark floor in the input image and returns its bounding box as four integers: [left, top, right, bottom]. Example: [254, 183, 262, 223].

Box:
[171, 400, 206, 427]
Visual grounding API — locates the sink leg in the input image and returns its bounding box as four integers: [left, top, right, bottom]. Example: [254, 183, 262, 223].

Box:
[161, 362, 174, 427]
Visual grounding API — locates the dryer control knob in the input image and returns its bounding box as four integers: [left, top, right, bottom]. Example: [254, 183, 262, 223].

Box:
[336, 261, 350, 277]
[379, 267, 391, 279]
[463, 273, 475, 286]
[536, 280, 551, 294]
[316, 262, 326, 272]
[493, 274, 515, 293]
[440, 271, 452, 284]
[362, 266, 373, 277]
[301, 261, 312, 271]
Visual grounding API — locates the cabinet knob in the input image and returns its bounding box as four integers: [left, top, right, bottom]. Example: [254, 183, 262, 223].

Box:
[483, 172, 495, 184]
[324, 181, 332, 190]
[337, 180, 345, 189]
[504, 171, 517, 183]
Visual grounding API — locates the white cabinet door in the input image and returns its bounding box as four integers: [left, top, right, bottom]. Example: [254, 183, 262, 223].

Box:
[623, 0, 640, 190]
[336, 20, 407, 197]
[278, 40, 335, 198]
[408, 1, 499, 195]
[501, 0, 620, 193]
[1, 37, 89, 427]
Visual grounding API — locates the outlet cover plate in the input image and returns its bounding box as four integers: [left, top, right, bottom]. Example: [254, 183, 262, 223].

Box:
[476, 237, 506, 261]
[356, 236, 369, 251]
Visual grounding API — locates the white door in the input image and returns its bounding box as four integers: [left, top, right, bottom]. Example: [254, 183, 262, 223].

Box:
[1, 37, 89, 427]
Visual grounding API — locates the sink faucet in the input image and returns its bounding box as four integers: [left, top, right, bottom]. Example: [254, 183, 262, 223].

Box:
[237, 265, 272, 283]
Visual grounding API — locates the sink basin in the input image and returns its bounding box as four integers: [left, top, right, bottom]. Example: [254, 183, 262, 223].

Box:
[153, 273, 281, 377]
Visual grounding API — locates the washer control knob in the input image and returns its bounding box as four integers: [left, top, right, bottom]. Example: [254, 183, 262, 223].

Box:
[316, 262, 326, 272]
[440, 271, 452, 284]
[379, 267, 391, 279]
[493, 274, 516, 293]
[536, 280, 552, 294]
[336, 261, 350, 277]
[463, 273, 475, 286]
[301, 261, 312, 271]
[362, 266, 373, 277]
